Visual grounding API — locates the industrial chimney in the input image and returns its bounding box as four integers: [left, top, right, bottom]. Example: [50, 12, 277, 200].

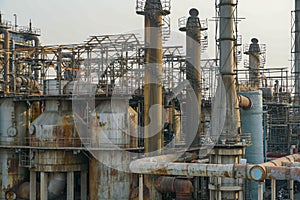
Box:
[179, 8, 202, 147]
[294, 0, 300, 107]
[245, 38, 261, 89]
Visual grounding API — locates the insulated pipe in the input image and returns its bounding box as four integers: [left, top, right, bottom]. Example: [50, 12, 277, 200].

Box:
[129, 154, 300, 182]
[0, 26, 10, 93]
[217, 0, 241, 142]
[247, 154, 300, 182]
[244, 38, 261, 88]
[240, 90, 264, 200]
[180, 8, 202, 147]
[144, 0, 164, 155]
[294, 0, 300, 106]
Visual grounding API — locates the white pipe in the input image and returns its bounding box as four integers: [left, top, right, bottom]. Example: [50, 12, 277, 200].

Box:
[139, 174, 143, 200]
[129, 154, 300, 182]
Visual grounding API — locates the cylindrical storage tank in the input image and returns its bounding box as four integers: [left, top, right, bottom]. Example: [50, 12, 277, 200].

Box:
[0, 99, 28, 198]
[89, 100, 136, 199]
[29, 100, 81, 148]
[90, 100, 132, 148]
[29, 100, 87, 199]
[240, 90, 264, 200]
[0, 99, 27, 146]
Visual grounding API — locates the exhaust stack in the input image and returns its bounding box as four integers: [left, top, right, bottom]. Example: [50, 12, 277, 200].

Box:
[218, 0, 241, 143]
[245, 38, 261, 89]
[294, 0, 300, 106]
[179, 8, 202, 147]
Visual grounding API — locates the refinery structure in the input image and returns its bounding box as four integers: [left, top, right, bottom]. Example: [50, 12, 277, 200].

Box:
[0, 0, 300, 199]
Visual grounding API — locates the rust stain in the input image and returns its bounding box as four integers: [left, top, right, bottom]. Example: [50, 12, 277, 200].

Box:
[223, 171, 230, 178]
[7, 158, 18, 173]
[110, 168, 118, 177]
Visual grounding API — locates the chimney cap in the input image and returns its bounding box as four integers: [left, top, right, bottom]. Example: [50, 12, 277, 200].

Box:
[189, 8, 199, 17]
[251, 38, 259, 44]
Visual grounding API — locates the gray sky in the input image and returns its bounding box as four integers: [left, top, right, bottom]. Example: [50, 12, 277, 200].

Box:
[0, 0, 294, 68]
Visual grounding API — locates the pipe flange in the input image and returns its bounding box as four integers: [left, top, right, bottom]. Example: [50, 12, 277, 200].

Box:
[7, 126, 17, 137]
[250, 165, 266, 182]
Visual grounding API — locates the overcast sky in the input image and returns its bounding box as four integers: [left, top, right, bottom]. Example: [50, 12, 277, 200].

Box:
[0, 0, 295, 68]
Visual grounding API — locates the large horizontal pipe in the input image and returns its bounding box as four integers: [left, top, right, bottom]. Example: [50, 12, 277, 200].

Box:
[249, 154, 300, 181]
[155, 176, 194, 200]
[260, 154, 300, 166]
[129, 154, 300, 182]
[238, 95, 252, 110]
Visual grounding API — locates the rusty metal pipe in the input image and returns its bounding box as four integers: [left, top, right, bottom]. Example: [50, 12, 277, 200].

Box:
[154, 176, 194, 200]
[238, 95, 252, 110]
[130, 154, 300, 182]
[249, 154, 300, 181]
[0, 26, 10, 93]
[144, 0, 164, 155]
[259, 154, 300, 167]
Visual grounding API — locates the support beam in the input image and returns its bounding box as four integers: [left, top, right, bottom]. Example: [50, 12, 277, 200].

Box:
[271, 179, 276, 200]
[81, 171, 87, 200]
[30, 171, 37, 200]
[289, 180, 294, 200]
[67, 172, 74, 200]
[139, 174, 143, 200]
[40, 172, 48, 200]
[258, 182, 264, 200]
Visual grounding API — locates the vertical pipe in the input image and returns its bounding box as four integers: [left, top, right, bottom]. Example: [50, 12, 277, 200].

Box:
[184, 8, 202, 147]
[294, 0, 300, 106]
[57, 48, 62, 95]
[40, 172, 48, 200]
[258, 182, 264, 200]
[144, 2, 164, 199]
[11, 40, 15, 93]
[217, 0, 241, 142]
[245, 38, 261, 88]
[240, 90, 264, 199]
[67, 172, 74, 200]
[139, 174, 143, 200]
[30, 171, 37, 200]
[81, 171, 87, 200]
[289, 180, 294, 200]
[0, 27, 10, 93]
[271, 179, 276, 200]
[144, 0, 164, 155]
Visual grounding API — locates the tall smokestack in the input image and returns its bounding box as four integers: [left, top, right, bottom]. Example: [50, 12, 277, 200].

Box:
[218, 0, 241, 142]
[294, 0, 300, 106]
[136, 0, 170, 199]
[143, 0, 164, 155]
[245, 38, 261, 88]
[180, 8, 202, 147]
[209, 1, 245, 199]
